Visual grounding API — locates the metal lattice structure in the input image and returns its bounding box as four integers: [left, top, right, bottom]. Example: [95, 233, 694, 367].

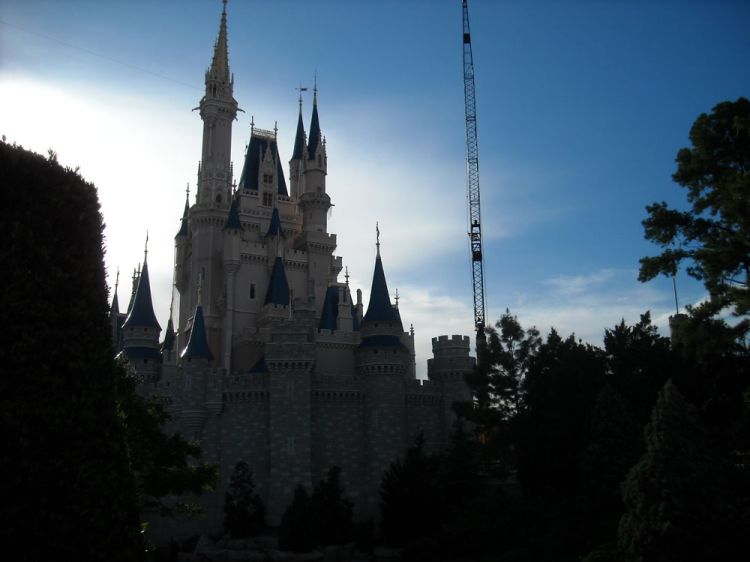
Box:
[462, 0, 487, 347]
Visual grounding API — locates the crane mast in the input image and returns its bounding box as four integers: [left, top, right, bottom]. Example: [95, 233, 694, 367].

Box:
[462, 0, 487, 350]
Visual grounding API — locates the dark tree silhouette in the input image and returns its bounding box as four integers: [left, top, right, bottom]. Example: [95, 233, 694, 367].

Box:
[380, 434, 443, 547]
[223, 461, 266, 538]
[0, 142, 143, 560]
[279, 483, 315, 552]
[311, 466, 354, 546]
[619, 381, 733, 561]
[639, 97, 750, 318]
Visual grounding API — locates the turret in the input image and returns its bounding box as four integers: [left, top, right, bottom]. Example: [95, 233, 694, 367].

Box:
[175, 186, 191, 293]
[121, 244, 162, 377]
[196, 0, 237, 206]
[357, 229, 409, 514]
[181, 299, 214, 366]
[221, 195, 242, 369]
[299, 87, 330, 234]
[110, 269, 124, 354]
[289, 100, 307, 199]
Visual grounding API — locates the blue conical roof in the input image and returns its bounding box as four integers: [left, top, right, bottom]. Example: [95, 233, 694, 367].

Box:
[292, 109, 306, 160]
[266, 207, 283, 237]
[264, 256, 290, 306]
[181, 304, 213, 361]
[363, 255, 400, 324]
[307, 98, 321, 160]
[122, 261, 161, 330]
[176, 198, 189, 237]
[224, 196, 242, 230]
[319, 286, 339, 331]
[161, 316, 175, 352]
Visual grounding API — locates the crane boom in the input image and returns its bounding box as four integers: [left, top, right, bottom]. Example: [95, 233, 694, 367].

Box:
[462, 0, 487, 349]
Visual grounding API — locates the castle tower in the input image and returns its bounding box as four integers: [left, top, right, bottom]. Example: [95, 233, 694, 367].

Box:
[183, 1, 238, 360]
[196, 0, 236, 207]
[174, 189, 191, 352]
[289, 99, 307, 200]
[356, 231, 410, 512]
[299, 88, 330, 234]
[427, 335, 475, 441]
[221, 196, 242, 369]
[121, 248, 162, 379]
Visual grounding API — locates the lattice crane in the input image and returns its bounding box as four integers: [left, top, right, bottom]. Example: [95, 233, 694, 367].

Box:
[462, 0, 487, 352]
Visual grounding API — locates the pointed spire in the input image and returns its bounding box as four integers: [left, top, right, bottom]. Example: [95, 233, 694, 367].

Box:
[363, 244, 400, 325]
[181, 303, 213, 361]
[209, 0, 230, 84]
[307, 79, 322, 160]
[224, 195, 242, 230]
[265, 207, 283, 237]
[264, 256, 290, 306]
[122, 260, 161, 330]
[127, 267, 138, 313]
[319, 286, 339, 331]
[376, 222, 380, 257]
[177, 184, 189, 237]
[292, 102, 307, 160]
[111, 268, 120, 315]
[161, 316, 176, 353]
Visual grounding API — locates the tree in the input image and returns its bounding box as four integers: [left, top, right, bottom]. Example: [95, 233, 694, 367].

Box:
[619, 381, 733, 561]
[639, 97, 750, 318]
[379, 434, 443, 547]
[223, 461, 266, 538]
[311, 466, 354, 546]
[279, 483, 315, 552]
[517, 330, 606, 498]
[457, 310, 540, 470]
[0, 141, 143, 560]
[116, 373, 217, 517]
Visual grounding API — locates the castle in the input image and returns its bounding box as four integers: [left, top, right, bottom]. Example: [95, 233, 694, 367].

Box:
[112, 2, 475, 531]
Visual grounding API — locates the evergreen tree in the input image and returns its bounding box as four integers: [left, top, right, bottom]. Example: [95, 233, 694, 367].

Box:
[223, 461, 266, 538]
[0, 142, 143, 560]
[619, 380, 732, 561]
[380, 434, 443, 547]
[639, 97, 750, 318]
[279, 484, 315, 552]
[311, 466, 354, 546]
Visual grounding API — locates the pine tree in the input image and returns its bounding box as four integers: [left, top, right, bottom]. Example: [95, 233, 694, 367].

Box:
[311, 466, 354, 546]
[618, 380, 732, 561]
[223, 461, 266, 538]
[279, 484, 315, 552]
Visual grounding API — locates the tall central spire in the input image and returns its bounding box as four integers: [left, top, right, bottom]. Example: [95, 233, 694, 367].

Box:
[210, 0, 230, 84]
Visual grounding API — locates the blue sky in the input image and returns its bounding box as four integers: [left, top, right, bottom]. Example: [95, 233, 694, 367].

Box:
[2, 0, 748, 375]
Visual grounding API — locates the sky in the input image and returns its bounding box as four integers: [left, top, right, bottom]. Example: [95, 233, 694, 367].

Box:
[1, 0, 748, 377]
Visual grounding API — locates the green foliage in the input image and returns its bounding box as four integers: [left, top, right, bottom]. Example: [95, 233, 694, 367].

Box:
[579, 385, 641, 510]
[603, 312, 674, 424]
[457, 310, 540, 471]
[311, 466, 354, 546]
[279, 484, 315, 553]
[117, 374, 217, 516]
[223, 461, 266, 538]
[639, 97, 750, 318]
[618, 381, 733, 561]
[0, 141, 143, 559]
[517, 329, 606, 498]
[380, 434, 443, 547]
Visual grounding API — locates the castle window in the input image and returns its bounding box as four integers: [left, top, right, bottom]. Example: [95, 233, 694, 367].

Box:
[250, 284, 256, 299]
[263, 173, 273, 184]
[216, 194, 222, 203]
[262, 192, 273, 206]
